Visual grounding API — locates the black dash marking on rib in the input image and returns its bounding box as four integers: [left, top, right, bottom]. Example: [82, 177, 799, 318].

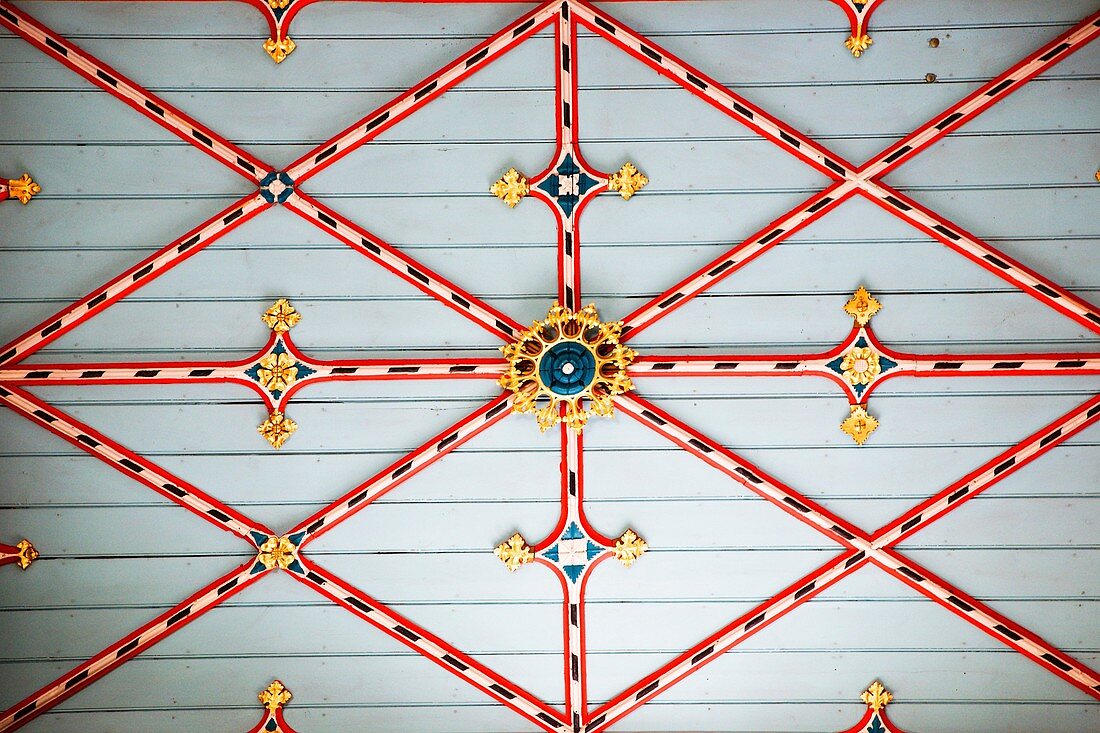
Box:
[466, 48, 489, 67]
[691, 646, 714, 664]
[759, 228, 784, 244]
[882, 145, 912, 163]
[935, 112, 963, 130]
[1035, 283, 1060, 298]
[1088, 403, 1100, 418]
[986, 79, 1013, 96]
[495, 320, 513, 335]
[794, 582, 816, 599]
[0, 349, 15, 364]
[984, 254, 1009, 269]
[715, 362, 739, 370]
[41, 321, 62, 337]
[1039, 43, 1070, 61]
[588, 714, 606, 728]
[568, 470, 577, 496]
[119, 458, 144, 473]
[26, 372, 51, 380]
[347, 596, 372, 614]
[45, 37, 68, 55]
[561, 42, 570, 71]
[162, 483, 186, 497]
[708, 260, 734, 277]
[932, 224, 960, 240]
[562, 101, 571, 128]
[66, 669, 90, 689]
[135, 369, 160, 378]
[783, 496, 810, 513]
[934, 362, 962, 370]
[732, 102, 753, 119]
[650, 362, 674, 370]
[884, 195, 911, 210]
[178, 234, 201, 252]
[1042, 654, 1072, 672]
[87, 292, 109, 309]
[32, 408, 56, 421]
[658, 292, 684, 309]
[317, 211, 337, 229]
[438, 433, 459, 450]
[96, 69, 118, 87]
[807, 196, 834, 213]
[947, 487, 969, 503]
[774, 362, 798, 370]
[686, 72, 707, 89]
[744, 612, 766, 631]
[779, 131, 800, 148]
[845, 551, 866, 567]
[189, 369, 214, 377]
[538, 712, 560, 726]
[365, 111, 390, 130]
[167, 607, 191, 626]
[392, 462, 413, 479]
[223, 208, 243, 225]
[640, 409, 666, 425]
[993, 457, 1016, 475]
[565, 286, 574, 306]
[560, 1, 568, 20]
[191, 129, 212, 147]
[207, 509, 231, 522]
[347, 491, 368, 508]
[640, 44, 661, 62]
[306, 572, 325, 585]
[1039, 429, 1063, 448]
[993, 361, 1022, 369]
[513, 18, 536, 37]
[570, 604, 578, 626]
[118, 638, 141, 656]
[947, 595, 974, 612]
[443, 654, 469, 671]
[307, 518, 324, 534]
[132, 263, 154, 281]
[236, 157, 256, 174]
[636, 680, 659, 699]
[897, 566, 924, 582]
[449, 364, 476, 373]
[900, 516, 921, 533]
[359, 237, 380, 255]
[994, 623, 1023, 641]
[450, 292, 471, 309]
[330, 367, 357, 374]
[1089, 313, 1100, 326]
[571, 653, 579, 680]
[831, 525, 855, 540]
[414, 80, 438, 100]
[487, 401, 510, 419]
[823, 159, 846, 176]
[13, 702, 36, 721]
[388, 366, 419, 373]
[594, 16, 615, 34]
[734, 466, 762, 484]
[77, 435, 101, 448]
[314, 145, 337, 163]
[688, 438, 713, 453]
[489, 683, 516, 699]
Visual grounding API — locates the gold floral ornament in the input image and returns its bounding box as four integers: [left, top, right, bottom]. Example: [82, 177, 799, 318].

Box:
[607, 162, 648, 200]
[861, 681, 893, 711]
[15, 539, 38, 570]
[258, 535, 298, 571]
[490, 167, 529, 208]
[7, 173, 41, 205]
[841, 404, 879, 446]
[267, 0, 290, 9]
[845, 33, 873, 58]
[494, 533, 534, 572]
[261, 298, 301, 333]
[840, 346, 881, 386]
[258, 410, 298, 449]
[259, 679, 293, 711]
[613, 529, 647, 568]
[501, 303, 637, 433]
[263, 35, 297, 64]
[844, 286, 881, 326]
[257, 351, 299, 393]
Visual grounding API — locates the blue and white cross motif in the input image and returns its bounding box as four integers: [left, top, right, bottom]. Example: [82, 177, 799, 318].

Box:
[541, 521, 605, 583]
[536, 153, 600, 219]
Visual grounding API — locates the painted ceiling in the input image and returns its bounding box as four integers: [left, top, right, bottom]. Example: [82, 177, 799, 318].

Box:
[0, 1, 1098, 731]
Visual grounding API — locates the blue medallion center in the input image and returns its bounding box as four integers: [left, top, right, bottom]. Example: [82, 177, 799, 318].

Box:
[540, 341, 596, 396]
